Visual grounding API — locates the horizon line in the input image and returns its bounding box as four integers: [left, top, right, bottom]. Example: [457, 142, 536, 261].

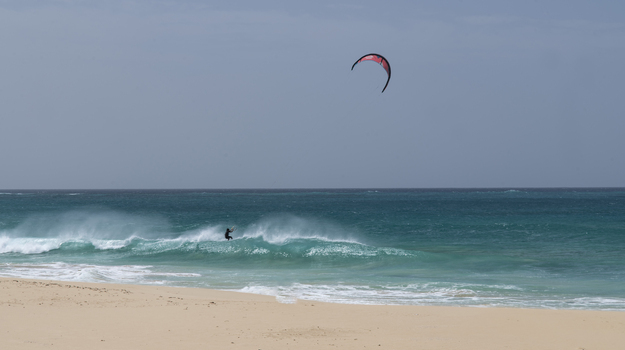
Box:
[2, 187, 624, 192]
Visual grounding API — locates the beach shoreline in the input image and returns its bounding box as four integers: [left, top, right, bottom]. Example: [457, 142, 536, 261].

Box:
[1, 277, 624, 349]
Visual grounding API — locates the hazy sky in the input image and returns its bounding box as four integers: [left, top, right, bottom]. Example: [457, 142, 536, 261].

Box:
[2, 0, 624, 189]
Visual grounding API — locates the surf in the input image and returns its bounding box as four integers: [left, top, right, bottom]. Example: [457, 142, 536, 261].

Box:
[1, 189, 624, 310]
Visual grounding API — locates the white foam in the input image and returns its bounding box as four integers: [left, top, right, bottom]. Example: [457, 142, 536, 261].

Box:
[234, 282, 625, 310]
[2, 262, 623, 310]
[0, 262, 200, 285]
[91, 238, 135, 250]
[305, 244, 376, 257]
[176, 216, 363, 247]
[0, 234, 139, 254]
[239, 214, 361, 245]
[0, 236, 63, 254]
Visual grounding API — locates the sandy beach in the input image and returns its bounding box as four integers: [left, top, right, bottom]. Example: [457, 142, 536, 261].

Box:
[1, 278, 623, 349]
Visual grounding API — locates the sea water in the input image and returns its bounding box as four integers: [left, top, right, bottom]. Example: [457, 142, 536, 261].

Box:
[1, 189, 623, 310]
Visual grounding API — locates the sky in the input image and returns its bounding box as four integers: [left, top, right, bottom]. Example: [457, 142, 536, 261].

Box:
[1, 0, 624, 189]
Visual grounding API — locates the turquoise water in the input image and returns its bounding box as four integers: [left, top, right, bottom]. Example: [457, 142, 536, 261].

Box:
[1, 189, 624, 310]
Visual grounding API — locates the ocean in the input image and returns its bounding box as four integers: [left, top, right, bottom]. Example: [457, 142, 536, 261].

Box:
[1, 189, 623, 310]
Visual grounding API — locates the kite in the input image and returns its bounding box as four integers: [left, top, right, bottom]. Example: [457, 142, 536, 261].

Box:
[351, 53, 391, 92]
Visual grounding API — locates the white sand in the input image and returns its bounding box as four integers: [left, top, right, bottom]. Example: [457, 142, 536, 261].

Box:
[1, 278, 624, 349]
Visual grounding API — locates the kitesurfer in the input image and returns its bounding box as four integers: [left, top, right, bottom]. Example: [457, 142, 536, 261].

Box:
[224, 227, 234, 241]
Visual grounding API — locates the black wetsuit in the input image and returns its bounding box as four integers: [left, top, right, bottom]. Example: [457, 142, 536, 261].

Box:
[225, 228, 233, 241]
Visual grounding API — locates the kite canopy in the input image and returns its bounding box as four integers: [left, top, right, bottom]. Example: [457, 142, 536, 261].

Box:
[351, 53, 391, 92]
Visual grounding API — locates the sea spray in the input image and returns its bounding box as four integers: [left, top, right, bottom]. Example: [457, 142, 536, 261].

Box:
[1, 189, 624, 310]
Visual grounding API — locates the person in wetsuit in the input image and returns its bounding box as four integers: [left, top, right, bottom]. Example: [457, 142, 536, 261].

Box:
[225, 227, 234, 241]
